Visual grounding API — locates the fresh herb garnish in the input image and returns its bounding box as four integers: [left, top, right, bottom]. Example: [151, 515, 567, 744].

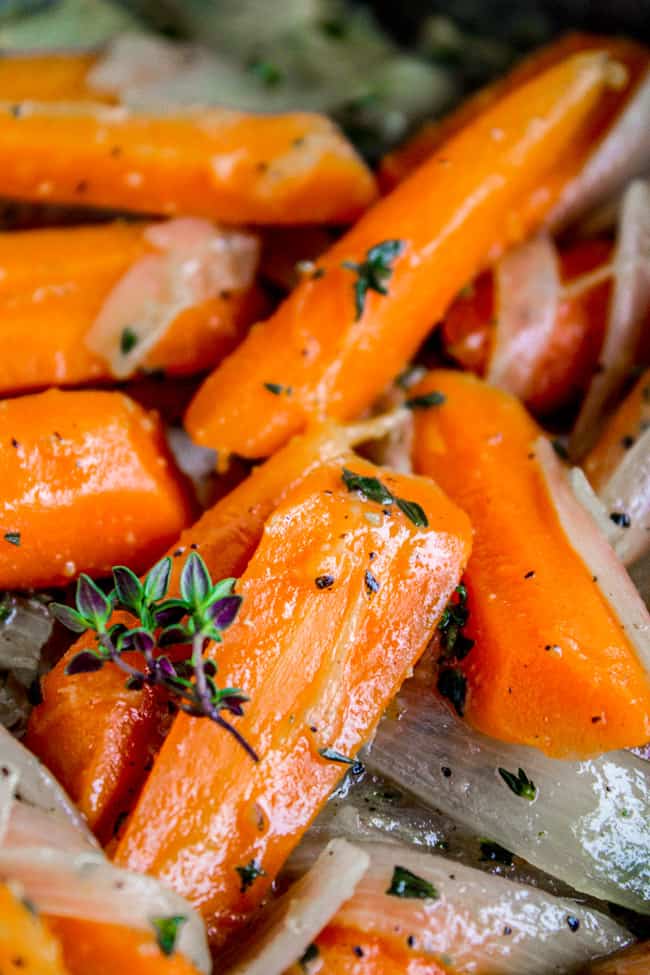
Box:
[3, 532, 20, 546]
[299, 943, 320, 971]
[437, 667, 467, 717]
[236, 859, 266, 893]
[318, 747, 364, 776]
[50, 552, 257, 761]
[341, 468, 428, 528]
[342, 240, 404, 321]
[405, 390, 446, 410]
[438, 584, 474, 661]
[263, 382, 292, 396]
[551, 438, 568, 460]
[386, 865, 438, 900]
[248, 59, 284, 87]
[610, 511, 631, 528]
[498, 766, 537, 801]
[120, 327, 138, 356]
[151, 915, 186, 956]
[480, 840, 514, 865]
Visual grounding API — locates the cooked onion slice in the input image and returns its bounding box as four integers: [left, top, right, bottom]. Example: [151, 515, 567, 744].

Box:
[487, 234, 560, 400]
[290, 838, 631, 974]
[0, 594, 52, 689]
[570, 180, 650, 459]
[226, 840, 369, 975]
[596, 427, 650, 566]
[87, 218, 259, 379]
[367, 663, 650, 912]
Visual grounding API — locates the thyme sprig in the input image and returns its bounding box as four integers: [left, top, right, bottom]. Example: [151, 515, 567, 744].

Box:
[342, 239, 404, 320]
[50, 552, 257, 761]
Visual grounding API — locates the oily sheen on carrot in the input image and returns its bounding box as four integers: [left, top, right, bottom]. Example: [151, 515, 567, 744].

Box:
[284, 925, 448, 975]
[27, 420, 390, 842]
[0, 102, 375, 224]
[0, 884, 69, 975]
[0, 389, 192, 589]
[412, 370, 650, 757]
[115, 457, 472, 947]
[186, 50, 624, 458]
[0, 222, 264, 394]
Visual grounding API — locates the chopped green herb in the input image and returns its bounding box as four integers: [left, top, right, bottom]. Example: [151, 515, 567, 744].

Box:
[610, 511, 631, 528]
[248, 59, 284, 87]
[263, 382, 292, 396]
[405, 390, 446, 410]
[437, 667, 467, 716]
[236, 859, 266, 893]
[551, 438, 568, 460]
[498, 766, 537, 801]
[386, 865, 438, 900]
[342, 239, 404, 321]
[299, 943, 320, 970]
[3, 532, 20, 546]
[342, 468, 394, 505]
[395, 497, 428, 528]
[318, 747, 364, 776]
[120, 327, 138, 356]
[151, 915, 186, 956]
[438, 584, 474, 660]
[480, 840, 514, 865]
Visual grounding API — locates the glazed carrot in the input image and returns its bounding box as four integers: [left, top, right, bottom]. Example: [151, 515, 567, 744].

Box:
[114, 457, 472, 947]
[585, 369, 650, 491]
[0, 102, 375, 224]
[27, 416, 404, 842]
[186, 50, 626, 458]
[285, 925, 449, 975]
[579, 940, 650, 973]
[0, 52, 106, 103]
[0, 389, 192, 590]
[413, 370, 650, 756]
[442, 237, 612, 413]
[0, 220, 265, 393]
[46, 919, 202, 975]
[0, 883, 69, 974]
[378, 33, 648, 190]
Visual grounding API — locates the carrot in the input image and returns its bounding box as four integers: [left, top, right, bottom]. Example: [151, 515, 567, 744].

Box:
[411, 369, 650, 757]
[186, 50, 627, 459]
[0, 102, 375, 224]
[0, 883, 69, 974]
[114, 456, 472, 947]
[579, 940, 650, 974]
[0, 388, 192, 590]
[27, 416, 404, 843]
[378, 33, 648, 190]
[441, 237, 613, 413]
[0, 52, 106, 103]
[285, 925, 449, 975]
[46, 918, 202, 975]
[584, 369, 650, 491]
[0, 221, 265, 394]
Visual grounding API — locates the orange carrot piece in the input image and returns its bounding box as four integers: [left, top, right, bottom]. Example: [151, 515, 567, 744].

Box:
[378, 33, 648, 190]
[442, 237, 612, 413]
[27, 419, 395, 842]
[579, 940, 650, 974]
[0, 52, 105, 103]
[585, 369, 650, 491]
[0, 884, 69, 974]
[0, 102, 375, 224]
[0, 222, 265, 394]
[47, 918, 201, 975]
[114, 457, 472, 947]
[285, 925, 449, 975]
[412, 369, 650, 757]
[0, 389, 192, 589]
[186, 50, 625, 458]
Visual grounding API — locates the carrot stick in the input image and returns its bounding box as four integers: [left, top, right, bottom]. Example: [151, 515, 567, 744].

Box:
[0, 220, 265, 394]
[27, 415, 406, 843]
[0, 883, 69, 974]
[411, 369, 650, 757]
[0, 388, 192, 590]
[0, 102, 376, 224]
[114, 457, 472, 947]
[186, 50, 627, 459]
[285, 925, 449, 975]
[441, 237, 612, 413]
[585, 369, 650, 491]
[0, 52, 106, 103]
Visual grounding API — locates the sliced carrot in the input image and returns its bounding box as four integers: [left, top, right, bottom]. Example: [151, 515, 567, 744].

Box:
[47, 918, 201, 975]
[0, 221, 265, 394]
[0, 52, 104, 104]
[0, 883, 69, 974]
[378, 33, 648, 190]
[186, 50, 626, 458]
[114, 457, 472, 947]
[0, 389, 192, 589]
[285, 925, 449, 975]
[585, 369, 650, 491]
[442, 237, 612, 413]
[412, 369, 650, 757]
[27, 418, 401, 843]
[0, 102, 375, 224]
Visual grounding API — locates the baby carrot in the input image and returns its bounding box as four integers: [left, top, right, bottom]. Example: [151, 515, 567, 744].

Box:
[114, 457, 472, 947]
[0, 883, 69, 975]
[0, 389, 192, 590]
[285, 925, 448, 974]
[0, 102, 376, 224]
[0, 220, 264, 393]
[412, 369, 650, 757]
[27, 416, 405, 842]
[46, 919, 202, 975]
[186, 50, 625, 458]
